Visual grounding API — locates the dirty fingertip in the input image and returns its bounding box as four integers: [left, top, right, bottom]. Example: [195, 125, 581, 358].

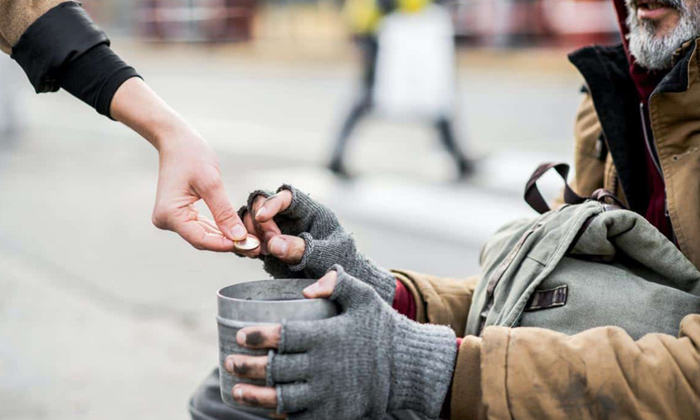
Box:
[233, 385, 243, 400]
[236, 330, 247, 346]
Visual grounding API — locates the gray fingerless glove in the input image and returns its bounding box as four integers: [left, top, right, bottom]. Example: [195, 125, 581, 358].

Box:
[246, 185, 396, 303]
[267, 266, 458, 420]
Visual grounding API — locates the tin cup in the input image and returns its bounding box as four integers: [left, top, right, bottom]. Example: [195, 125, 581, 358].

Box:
[217, 279, 338, 414]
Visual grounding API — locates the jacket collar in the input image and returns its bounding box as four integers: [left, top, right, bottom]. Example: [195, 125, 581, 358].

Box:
[567, 39, 698, 213]
[569, 43, 649, 212]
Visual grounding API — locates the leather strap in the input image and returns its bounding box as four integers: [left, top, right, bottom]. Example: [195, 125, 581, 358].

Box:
[524, 162, 625, 214]
[524, 163, 585, 214]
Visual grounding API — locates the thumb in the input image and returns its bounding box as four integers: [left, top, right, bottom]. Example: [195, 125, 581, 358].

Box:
[199, 180, 247, 241]
[302, 270, 338, 299]
[267, 235, 306, 264]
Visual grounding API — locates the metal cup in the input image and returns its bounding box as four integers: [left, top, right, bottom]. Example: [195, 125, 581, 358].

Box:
[217, 279, 338, 414]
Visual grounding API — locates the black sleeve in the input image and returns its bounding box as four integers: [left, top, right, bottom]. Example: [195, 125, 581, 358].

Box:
[10, 2, 141, 120]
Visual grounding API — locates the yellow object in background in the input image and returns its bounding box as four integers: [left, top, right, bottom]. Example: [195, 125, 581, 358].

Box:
[398, 0, 430, 13]
[343, 0, 431, 35]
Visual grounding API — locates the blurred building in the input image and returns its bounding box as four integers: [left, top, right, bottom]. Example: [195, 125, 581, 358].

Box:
[137, 0, 258, 42]
[451, 0, 619, 47]
[79, 0, 619, 47]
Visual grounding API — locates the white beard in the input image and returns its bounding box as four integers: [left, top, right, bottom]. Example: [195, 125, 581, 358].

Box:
[626, 0, 700, 70]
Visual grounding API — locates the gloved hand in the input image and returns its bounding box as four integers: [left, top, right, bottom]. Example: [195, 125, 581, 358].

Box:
[224, 266, 458, 419]
[238, 185, 396, 303]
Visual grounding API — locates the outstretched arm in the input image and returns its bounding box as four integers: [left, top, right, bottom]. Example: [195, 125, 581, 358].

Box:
[450, 314, 700, 419]
[0, 1, 249, 251]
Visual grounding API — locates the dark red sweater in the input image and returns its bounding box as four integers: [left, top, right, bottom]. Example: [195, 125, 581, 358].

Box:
[613, 0, 674, 241]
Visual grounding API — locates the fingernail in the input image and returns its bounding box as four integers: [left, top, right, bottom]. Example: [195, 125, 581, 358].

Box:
[231, 225, 246, 240]
[236, 330, 247, 345]
[233, 386, 243, 400]
[256, 207, 267, 219]
[269, 237, 288, 256]
[225, 356, 234, 373]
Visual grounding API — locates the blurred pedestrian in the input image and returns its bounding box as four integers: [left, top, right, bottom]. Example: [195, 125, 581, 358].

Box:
[329, 0, 474, 179]
[0, 0, 252, 252]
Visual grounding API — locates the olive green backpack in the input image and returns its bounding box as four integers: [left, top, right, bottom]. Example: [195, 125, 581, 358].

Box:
[466, 163, 700, 339]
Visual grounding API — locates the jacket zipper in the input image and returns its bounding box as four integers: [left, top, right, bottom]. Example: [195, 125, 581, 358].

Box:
[639, 102, 671, 218]
[640, 103, 664, 177]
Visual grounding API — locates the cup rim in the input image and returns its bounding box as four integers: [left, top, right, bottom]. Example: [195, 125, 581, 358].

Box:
[217, 278, 321, 304]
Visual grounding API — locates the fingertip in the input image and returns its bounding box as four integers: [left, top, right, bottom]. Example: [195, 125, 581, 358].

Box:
[302, 281, 321, 298]
[254, 206, 268, 222]
[268, 236, 288, 257]
[233, 385, 243, 401]
[231, 224, 247, 241]
[236, 330, 247, 346]
[303, 273, 336, 299]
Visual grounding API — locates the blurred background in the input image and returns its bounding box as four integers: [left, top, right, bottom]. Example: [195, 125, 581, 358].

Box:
[0, 1, 619, 419]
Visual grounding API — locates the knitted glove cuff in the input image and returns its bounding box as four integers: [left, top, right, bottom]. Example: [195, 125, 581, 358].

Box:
[247, 189, 273, 215]
[290, 234, 395, 303]
[389, 317, 458, 417]
[277, 185, 336, 228]
[288, 232, 314, 273]
[351, 255, 397, 304]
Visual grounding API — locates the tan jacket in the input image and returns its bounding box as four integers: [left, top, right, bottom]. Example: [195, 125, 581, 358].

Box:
[390, 40, 700, 420]
[394, 270, 700, 420]
[0, 0, 65, 54]
[570, 40, 700, 270]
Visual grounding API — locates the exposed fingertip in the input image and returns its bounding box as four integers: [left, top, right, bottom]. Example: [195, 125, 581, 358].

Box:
[231, 224, 247, 240]
[255, 206, 267, 221]
[233, 385, 243, 400]
[236, 330, 247, 346]
[268, 236, 288, 257]
[302, 281, 321, 298]
[225, 356, 235, 373]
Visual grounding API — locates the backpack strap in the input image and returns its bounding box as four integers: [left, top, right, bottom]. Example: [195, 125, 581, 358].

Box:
[524, 162, 626, 214]
[589, 188, 627, 209]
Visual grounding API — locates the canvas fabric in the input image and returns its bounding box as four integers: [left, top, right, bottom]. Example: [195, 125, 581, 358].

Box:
[466, 198, 700, 340]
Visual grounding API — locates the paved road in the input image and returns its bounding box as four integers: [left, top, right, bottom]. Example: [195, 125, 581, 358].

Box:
[0, 42, 582, 419]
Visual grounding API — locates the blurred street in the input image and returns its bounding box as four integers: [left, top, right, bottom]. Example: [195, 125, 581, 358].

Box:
[1, 40, 582, 419]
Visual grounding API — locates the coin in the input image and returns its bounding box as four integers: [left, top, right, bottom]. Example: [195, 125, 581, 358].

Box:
[233, 235, 261, 251]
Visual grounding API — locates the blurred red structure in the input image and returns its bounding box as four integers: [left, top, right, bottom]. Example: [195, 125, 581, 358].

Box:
[138, 0, 258, 42]
[452, 0, 619, 47]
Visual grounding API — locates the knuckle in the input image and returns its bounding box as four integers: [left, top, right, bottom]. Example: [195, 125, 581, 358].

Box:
[196, 167, 223, 194]
[151, 208, 170, 230]
[213, 205, 237, 223]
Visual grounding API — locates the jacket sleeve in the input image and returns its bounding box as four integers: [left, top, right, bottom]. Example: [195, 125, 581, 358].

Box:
[451, 314, 700, 419]
[391, 269, 478, 337]
[0, 0, 63, 54]
[0, 0, 140, 119]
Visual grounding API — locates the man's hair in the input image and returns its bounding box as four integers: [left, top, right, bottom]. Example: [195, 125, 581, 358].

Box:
[626, 0, 700, 70]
